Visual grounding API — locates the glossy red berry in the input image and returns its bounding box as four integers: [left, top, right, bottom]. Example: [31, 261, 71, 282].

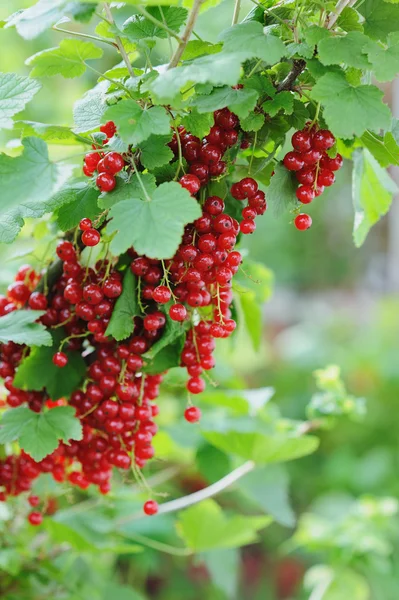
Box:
[179, 174, 201, 195]
[283, 152, 304, 171]
[169, 304, 187, 322]
[79, 218, 92, 231]
[103, 152, 125, 175]
[214, 108, 239, 130]
[200, 143, 222, 166]
[143, 500, 159, 516]
[152, 286, 171, 304]
[52, 352, 68, 368]
[239, 177, 258, 198]
[231, 182, 246, 200]
[84, 152, 101, 171]
[240, 219, 256, 234]
[82, 229, 101, 247]
[187, 376, 205, 394]
[291, 130, 312, 152]
[320, 153, 343, 171]
[317, 169, 335, 187]
[296, 185, 315, 204]
[184, 406, 201, 423]
[28, 511, 43, 526]
[312, 129, 335, 151]
[294, 213, 312, 231]
[56, 241, 76, 262]
[28, 292, 47, 310]
[100, 121, 117, 138]
[28, 495, 40, 507]
[96, 172, 116, 193]
[296, 167, 316, 186]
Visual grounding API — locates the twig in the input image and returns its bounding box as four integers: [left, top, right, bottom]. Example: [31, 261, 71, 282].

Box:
[276, 58, 306, 92]
[52, 25, 117, 47]
[117, 460, 255, 525]
[168, 0, 205, 69]
[232, 0, 241, 25]
[103, 3, 135, 79]
[326, 0, 357, 30]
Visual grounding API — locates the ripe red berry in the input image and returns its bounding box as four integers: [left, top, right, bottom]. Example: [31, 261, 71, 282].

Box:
[152, 286, 171, 304]
[320, 153, 343, 171]
[296, 167, 316, 186]
[291, 130, 312, 152]
[169, 304, 187, 321]
[28, 292, 47, 310]
[82, 228, 101, 247]
[200, 143, 222, 166]
[52, 352, 68, 368]
[240, 219, 256, 234]
[96, 172, 116, 193]
[294, 213, 312, 231]
[187, 376, 205, 394]
[56, 241, 76, 262]
[214, 108, 238, 130]
[296, 185, 315, 204]
[28, 511, 43, 526]
[143, 500, 159, 516]
[283, 152, 304, 171]
[312, 129, 335, 151]
[317, 169, 335, 187]
[100, 121, 117, 138]
[179, 174, 201, 195]
[231, 182, 246, 200]
[83, 164, 94, 177]
[79, 218, 92, 231]
[84, 152, 101, 171]
[28, 495, 40, 507]
[103, 152, 125, 175]
[239, 177, 258, 198]
[184, 406, 201, 423]
[302, 149, 322, 165]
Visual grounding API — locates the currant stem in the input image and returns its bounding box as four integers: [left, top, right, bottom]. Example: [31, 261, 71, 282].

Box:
[52, 25, 116, 47]
[168, 0, 205, 69]
[326, 0, 357, 29]
[103, 3, 136, 80]
[232, 0, 241, 26]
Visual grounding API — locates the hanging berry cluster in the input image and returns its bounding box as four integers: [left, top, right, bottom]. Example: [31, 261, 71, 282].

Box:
[282, 124, 343, 231]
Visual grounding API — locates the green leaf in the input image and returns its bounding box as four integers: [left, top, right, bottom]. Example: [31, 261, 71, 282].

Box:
[267, 163, 297, 216]
[192, 86, 259, 120]
[361, 130, 399, 167]
[68, 2, 97, 23]
[366, 32, 399, 82]
[177, 499, 272, 552]
[55, 181, 100, 231]
[122, 6, 187, 40]
[143, 333, 185, 374]
[203, 430, 319, 464]
[235, 260, 274, 304]
[305, 566, 370, 600]
[337, 7, 364, 32]
[14, 121, 82, 144]
[318, 32, 371, 69]
[238, 292, 263, 350]
[240, 112, 265, 132]
[196, 444, 232, 483]
[99, 173, 157, 209]
[107, 181, 202, 259]
[203, 549, 239, 597]
[219, 21, 285, 64]
[105, 269, 139, 341]
[304, 25, 330, 47]
[149, 52, 243, 103]
[139, 134, 174, 170]
[102, 583, 145, 600]
[0, 72, 41, 129]
[73, 81, 108, 133]
[44, 519, 97, 552]
[310, 71, 391, 139]
[144, 313, 185, 360]
[0, 405, 82, 461]
[263, 91, 294, 117]
[359, 0, 399, 41]
[5, 0, 69, 40]
[27, 39, 103, 78]
[103, 100, 171, 145]
[0, 137, 72, 243]
[0, 310, 51, 347]
[181, 40, 222, 61]
[13, 331, 86, 400]
[352, 148, 397, 247]
[288, 99, 310, 129]
[285, 41, 314, 59]
[182, 109, 214, 139]
[239, 465, 295, 527]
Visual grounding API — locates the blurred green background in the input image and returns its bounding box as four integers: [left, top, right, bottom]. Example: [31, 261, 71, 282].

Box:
[1, 1, 399, 599]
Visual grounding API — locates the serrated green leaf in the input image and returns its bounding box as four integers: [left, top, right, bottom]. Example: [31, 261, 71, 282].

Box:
[366, 32, 399, 82]
[318, 32, 371, 69]
[304, 25, 330, 47]
[177, 499, 272, 552]
[0, 138, 72, 243]
[286, 41, 313, 59]
[54, 181, 100, 231]
[263, 91, 294, 117]
[352, 148, 397, 247]
[68, 2, 97, 23]
[27, 39, 103, 78]
[5, 0, 69, 40]
[150, 52, 243, 103]
[181, 40, 222, 61]
[287, 99, 310, 129]
[143, 333, 185, 374]
[122, 6, 187, 40]
[337, 7, 364, 32]
[103, 100, 170, 145]
[359, 0, 399, 41]
[0, 72, 41, 129]
[105, 269, 139, 341]
[267, 163, 297, 216]
[192, 86, 259, 120]
[310, 71, 391, 138]
[0, 310, 51, 347]
[182, 109, 214, 138]
[144, 313, 185, 360]
[203, 430, 319, 464]
[14, 121, 82, 144]
[139, 134, 174, 170]
[240, 112, 265, 132]
[107, 181, 202, 259]
[203, 549, 239, 598]
[245, 74, 276, 97]
[361, 130, 399, 167]
[99, 173, 157, 209]
[13, 331, 86, 400]
[0, 405, 82, 461]
[73, 81, 108, 133]
[219, 21, 286, 64]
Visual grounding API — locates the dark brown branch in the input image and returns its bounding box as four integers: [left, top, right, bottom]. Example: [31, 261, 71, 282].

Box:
[276, 59, 306, 92]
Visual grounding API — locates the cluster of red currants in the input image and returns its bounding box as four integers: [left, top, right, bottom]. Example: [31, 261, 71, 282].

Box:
[282, 124, 343, 231]
[231, 177, 267, 233]
[82, 121, 126, 193]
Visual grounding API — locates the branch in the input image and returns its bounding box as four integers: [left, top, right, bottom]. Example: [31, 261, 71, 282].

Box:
[276, 58, 306, 92]
[168, 0, 205, 70]
[326, 0, 357, 30]
[103, 3, 135, 80]
[117, 460, 255, 525]
[232, 0, 241, 25]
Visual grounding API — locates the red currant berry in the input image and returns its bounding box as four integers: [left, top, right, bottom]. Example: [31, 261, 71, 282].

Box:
[28, 292, 47, 310]
[296, 167, 316, 186]
[296, 185, 315, 204]
[187, 376, 205, 394]
[152, 286, 171, 304]
[283, 152, 304, 171]
[214, 108, 238, 130]
[28, 495, 40, 507]
[200, 143, 222, 166]
[317, 169, 335, 187]
[100, 121, 117, 138]
[82, 229, 101, 247]
[239, 177, 258, 198]
[103, 152, 125, 175]
[240, 219, 256, 234]
[96, 172, 116, 193]
[231, 182, 246, 200]
[312, 129, 335, 151]
[169, 304, 187, 322]
[84, 152, 101, 171]
[28, 511, 43, 526]
[83, 164, 94, 177]
[189, 162, 209, 182]
[143, 500, 159, 516]
[79, 218, 92, 231]
[179, 174, 201, 195]
[291, 130, 313, 152]
[56, 241, 76, 262]
[320, 153, 343, 171]
[294, 214, 312, 231]
[184, 406, 201, 423]
[52, 352, 68, 368]
[204, 196, 224, 215]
